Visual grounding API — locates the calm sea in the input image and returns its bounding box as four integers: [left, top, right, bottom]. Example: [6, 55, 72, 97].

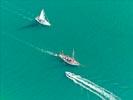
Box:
[1, 0, 133, 100]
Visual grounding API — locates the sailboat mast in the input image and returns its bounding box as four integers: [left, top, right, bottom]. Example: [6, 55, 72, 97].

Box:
[72, 48, 75, 58]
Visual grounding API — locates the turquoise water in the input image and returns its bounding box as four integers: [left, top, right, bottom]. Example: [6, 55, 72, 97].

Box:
[1, 0, 133, 100]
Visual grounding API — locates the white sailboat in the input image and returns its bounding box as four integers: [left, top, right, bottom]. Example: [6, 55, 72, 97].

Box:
[35, 9, 51, 26]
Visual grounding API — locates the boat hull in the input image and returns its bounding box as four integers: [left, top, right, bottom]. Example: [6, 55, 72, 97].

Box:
[35, 17, 51, 26]
[59, 54, 80, 66]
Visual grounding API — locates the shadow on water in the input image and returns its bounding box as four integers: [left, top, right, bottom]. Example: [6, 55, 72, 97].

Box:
[18, 21, 51, 31]
[18, 21, 39, 30]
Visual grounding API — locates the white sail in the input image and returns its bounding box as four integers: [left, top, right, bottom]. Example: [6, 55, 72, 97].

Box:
[39, 9, 45, 20]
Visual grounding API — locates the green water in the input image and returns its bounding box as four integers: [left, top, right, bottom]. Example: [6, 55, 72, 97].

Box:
[1, 0, 133, 100]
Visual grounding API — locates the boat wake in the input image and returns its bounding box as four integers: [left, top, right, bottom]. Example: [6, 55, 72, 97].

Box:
[3, 33, 58, 57]
[44, 51, 58, 57]
[66, 72, 120, 100]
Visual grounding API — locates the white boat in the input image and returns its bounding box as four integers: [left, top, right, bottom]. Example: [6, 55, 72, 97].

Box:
[65, 71, 79, 80]
[65, 71, 120, 100]
[35, 9, 51, 26]
[58, 49, 80, 66]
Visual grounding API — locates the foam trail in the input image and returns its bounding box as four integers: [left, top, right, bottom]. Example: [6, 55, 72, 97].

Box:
[66, 72, 120, 100]
[3, 33, 58, 57]
[44, 51, 58, 57]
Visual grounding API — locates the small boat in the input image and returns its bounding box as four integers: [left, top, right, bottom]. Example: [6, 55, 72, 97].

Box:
[35, 9, 51, 26]
[65, 71, 79, 80]
[65, 71, 75, 79]
[58, 49, 80, 66]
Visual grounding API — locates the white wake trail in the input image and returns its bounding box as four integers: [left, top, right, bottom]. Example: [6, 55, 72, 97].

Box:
[44, 51, 58, 57]
[3, 33, 58, 57]
[66, 72, 120, 100]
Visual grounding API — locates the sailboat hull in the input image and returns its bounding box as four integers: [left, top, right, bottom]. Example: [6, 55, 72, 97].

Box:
[35, 16, 51, 26]
[59, 54, 80, 66]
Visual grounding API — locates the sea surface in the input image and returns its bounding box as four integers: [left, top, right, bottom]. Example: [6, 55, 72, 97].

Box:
[1, 0, 133, 100]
